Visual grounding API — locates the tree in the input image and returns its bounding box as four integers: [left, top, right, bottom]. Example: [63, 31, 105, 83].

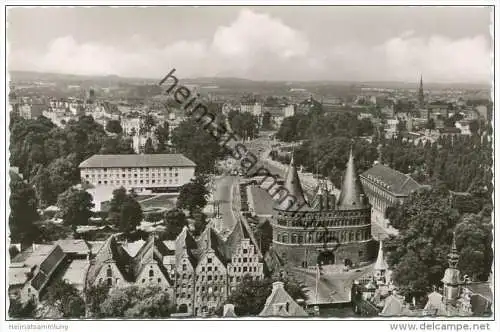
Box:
[191, 208, 208, 236]
[385, 187, 463, 300]
[99, 285, 173, 318]
[225, 275, 308, 316]
[105, 120, 123, 134]
[171, 119, 225, 174]
[144, 137, 155, 154]
[100, 136, 135, 154]
[254, 219, 273, 255]
[8, 299, 36, 319]
[108, 187, 143, 233]
[261, 112, 273, 130]
[163, 208, 188, 240]
[85, 283, 110, 318]
[154, 121, 170, 153]
[9, 173, 39, 244]
[120, 196, 143, 233]
[31, 165, 53, 208]
[44, 280, 85, 318]
[177, 175, 209, 214]
[56, 188, 94, 227]
[455, 211, 493, 281]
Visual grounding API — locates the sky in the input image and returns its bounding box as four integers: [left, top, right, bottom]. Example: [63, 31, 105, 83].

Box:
[7, 6, 493, 83]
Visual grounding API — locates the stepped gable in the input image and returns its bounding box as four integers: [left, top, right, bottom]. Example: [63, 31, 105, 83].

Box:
[86, 235, 132, 286]
[338, 148, 367, 210]
[276, 154, 308, 211]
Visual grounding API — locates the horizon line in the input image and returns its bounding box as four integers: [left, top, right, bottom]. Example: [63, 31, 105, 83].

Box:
[8, 69, 492, 86]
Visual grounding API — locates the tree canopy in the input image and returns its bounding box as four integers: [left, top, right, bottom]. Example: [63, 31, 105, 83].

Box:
[99, 285, 174, 318]
[56, 188, 94, 227]
[177, 174, 209, 214]
[105, 119, 123, 134]
[108, 187, 143, 233]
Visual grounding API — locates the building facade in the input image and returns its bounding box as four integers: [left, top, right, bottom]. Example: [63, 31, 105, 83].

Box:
[360, 163, 422, 224]
[79, 154, 196, 193]
[271, 151, 377, 268]
[85, 218, 264, 317]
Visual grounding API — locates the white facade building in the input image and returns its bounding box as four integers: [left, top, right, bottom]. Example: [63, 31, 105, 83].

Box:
[79, 154, 196, 193]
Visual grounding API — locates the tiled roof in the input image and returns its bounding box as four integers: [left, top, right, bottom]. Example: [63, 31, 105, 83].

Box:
[130, 235, 174, 282]
[380, 294, 413, 316]
[224, 218, 262, 260]
[175, 227, 198, 267]
[259, 282, 308, 317]
[361, 164, 422, 196]
[196, 226, 228, 265]
[31, 245, 66, 291]
[79, 154, 196, 168]
[85, 235, 132, 286]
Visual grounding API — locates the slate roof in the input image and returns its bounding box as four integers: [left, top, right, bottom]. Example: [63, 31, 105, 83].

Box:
[275, 155, 307, 211]
[338, 149, 368, 210]
[79, 154, 196, 168]
[55, 239, 90, 255]
[361, 163, 422, 197]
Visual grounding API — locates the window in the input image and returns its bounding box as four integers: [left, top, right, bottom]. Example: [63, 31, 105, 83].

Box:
[214, 266, 218, 271]
[202, 267, 205, 272]
[182, 264, 187, 271]
[208, 275, 212, 281]
[107, 278, 112, 286]
[243, 267, 247, 272]
[207, 258, 212, 263]
[142, 279, 145, 283]
[158, 278, 161, 283]
[243, 249, 248, 254]
[106, 267, 112, 277]
[208, 266, 212, 272]
[149, 269, 154, 277]
[243, 257, 247, 263]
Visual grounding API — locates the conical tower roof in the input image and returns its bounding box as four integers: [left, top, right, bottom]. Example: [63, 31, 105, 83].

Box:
[338, 148, 366, 210]
[374, 240, 389, 271]
[276, 154, 307, 211]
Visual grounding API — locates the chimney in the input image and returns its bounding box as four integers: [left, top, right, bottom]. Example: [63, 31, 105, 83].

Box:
[272, 281, 285, 292]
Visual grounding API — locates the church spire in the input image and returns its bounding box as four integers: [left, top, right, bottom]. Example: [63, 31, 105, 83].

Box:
[276, 153, 307, 211]
[447, 232, 460, 269]
[418, 74, 425, 109]
[338, 147, 367, 210]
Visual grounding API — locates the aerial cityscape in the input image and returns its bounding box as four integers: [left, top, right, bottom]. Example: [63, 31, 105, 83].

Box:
[6, 6, 493, 320]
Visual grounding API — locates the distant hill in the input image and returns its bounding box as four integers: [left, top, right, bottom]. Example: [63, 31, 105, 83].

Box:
[9, 70, 491, 91]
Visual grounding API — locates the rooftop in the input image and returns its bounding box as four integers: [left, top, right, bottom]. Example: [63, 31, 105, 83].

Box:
[79, 154, 196, 168]
[361, 164, 422, 196]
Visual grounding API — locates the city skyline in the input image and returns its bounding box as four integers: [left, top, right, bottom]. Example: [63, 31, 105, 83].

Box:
[7, 6, 493, 83]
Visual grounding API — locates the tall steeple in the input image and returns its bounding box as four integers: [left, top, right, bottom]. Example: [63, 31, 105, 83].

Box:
[338, 148, 367, 210]
[441, 232, 462, 303]
[276, 154, 307, 211]
[418, 74, 425, 109]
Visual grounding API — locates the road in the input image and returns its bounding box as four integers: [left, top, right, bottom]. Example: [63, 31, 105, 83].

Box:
[290, 264, 373, 305]
[213, 175, 239, 236]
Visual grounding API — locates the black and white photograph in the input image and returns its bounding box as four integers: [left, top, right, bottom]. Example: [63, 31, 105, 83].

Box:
[2, 1, 497, 328]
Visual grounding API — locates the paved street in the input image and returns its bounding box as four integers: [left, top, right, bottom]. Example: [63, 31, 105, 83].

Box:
[290, 264, 373, 305]
[213, 175, 240, 236]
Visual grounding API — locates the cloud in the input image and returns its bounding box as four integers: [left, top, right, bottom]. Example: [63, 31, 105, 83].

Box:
[8, 9, 492, 83]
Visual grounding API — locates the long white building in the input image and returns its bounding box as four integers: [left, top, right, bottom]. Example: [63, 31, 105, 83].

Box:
[79, 154, 196, 193]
